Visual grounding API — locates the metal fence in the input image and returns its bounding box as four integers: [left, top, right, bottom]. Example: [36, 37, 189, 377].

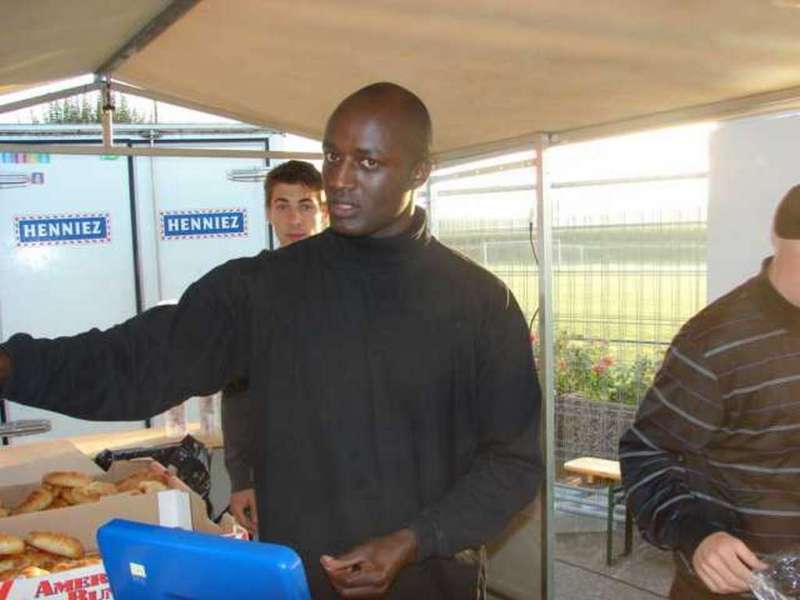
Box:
[429, 156, 709, 406]
[551, 212, 707, 364]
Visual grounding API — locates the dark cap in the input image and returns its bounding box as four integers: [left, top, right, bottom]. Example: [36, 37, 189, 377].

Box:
[774, 185, 800, 239]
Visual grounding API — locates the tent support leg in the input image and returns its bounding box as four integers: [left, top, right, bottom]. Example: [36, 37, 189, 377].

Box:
[536, 132, 556, 600]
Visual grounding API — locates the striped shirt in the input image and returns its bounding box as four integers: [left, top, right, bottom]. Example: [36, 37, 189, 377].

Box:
[620, 258, 800, 598]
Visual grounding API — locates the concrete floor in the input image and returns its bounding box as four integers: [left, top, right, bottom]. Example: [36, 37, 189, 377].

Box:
[554, 525, 673, 599]
[554, 560, 666, 600]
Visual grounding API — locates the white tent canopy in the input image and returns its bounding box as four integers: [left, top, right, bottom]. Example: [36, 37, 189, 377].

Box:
[3, 0, 800, 157]
[1, 1, 170, 96]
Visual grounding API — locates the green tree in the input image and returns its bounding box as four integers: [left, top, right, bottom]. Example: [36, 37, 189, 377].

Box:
[41, 93, 150, 124]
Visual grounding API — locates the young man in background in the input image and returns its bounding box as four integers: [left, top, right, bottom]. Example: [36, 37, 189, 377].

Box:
[223, 160, 326, 533]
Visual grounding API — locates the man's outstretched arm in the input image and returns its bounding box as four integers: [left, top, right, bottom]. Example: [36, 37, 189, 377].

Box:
[0, 259, 253, 422]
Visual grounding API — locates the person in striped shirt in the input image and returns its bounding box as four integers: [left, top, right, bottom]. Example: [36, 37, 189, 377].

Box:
[620, 184, 800, 599]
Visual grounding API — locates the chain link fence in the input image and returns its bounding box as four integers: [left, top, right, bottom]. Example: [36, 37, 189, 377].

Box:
[428, 147, 709, 409]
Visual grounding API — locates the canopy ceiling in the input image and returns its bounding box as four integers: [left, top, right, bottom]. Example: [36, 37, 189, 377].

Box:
[0, 0, 170, 96]
[3, 0, 800, 156]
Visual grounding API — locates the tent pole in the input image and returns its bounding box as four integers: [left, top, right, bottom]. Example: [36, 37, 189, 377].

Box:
[535, 132, 556, 600]
[94, 0, 199, 77]
[0, 143, 321, 161]
[108, 81, 323, 142]
[101, 81, 114, 148]
[0, 82, 103, 116]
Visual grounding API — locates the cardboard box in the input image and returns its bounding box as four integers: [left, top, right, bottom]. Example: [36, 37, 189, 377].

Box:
[0, 440, 244, 599]
[0, 563, 110, 600]
[0, 440, 105, 485]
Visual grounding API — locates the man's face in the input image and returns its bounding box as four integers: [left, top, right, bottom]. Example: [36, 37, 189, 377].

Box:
[266, 182, 326, 247]
[322, 105, 429, 238]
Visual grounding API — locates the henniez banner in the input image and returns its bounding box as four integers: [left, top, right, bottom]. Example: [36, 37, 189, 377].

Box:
[160, 208, 248, 241]
[14, 213, 111, 247]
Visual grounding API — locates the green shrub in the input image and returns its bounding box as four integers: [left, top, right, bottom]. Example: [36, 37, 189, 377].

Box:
[533, 332, 660, 405]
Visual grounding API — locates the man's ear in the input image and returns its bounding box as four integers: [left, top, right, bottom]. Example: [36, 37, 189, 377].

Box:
[409, 160, 433, 190]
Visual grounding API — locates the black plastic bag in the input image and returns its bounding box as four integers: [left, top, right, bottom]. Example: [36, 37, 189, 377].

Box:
[94, 434, 212, 515]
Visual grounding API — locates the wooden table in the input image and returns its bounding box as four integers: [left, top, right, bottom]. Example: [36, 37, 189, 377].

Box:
[66, 423, 224, 456]
[563, 456, 632, 565]
[563, 456, 621, 483]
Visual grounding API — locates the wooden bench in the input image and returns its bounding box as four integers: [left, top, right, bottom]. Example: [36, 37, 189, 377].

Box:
[563, 456, 633, 566]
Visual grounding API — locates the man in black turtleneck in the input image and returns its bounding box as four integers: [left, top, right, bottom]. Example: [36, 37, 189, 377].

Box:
[0, 83, 542, 599]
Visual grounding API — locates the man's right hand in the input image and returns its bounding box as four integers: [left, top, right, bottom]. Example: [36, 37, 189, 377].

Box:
[0, 350, 10, 389]
[692, 531, 767, 595]
[229, 488, 258, 533]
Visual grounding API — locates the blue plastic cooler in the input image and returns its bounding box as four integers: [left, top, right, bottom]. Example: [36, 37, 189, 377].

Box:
[97, 519, 311, 599]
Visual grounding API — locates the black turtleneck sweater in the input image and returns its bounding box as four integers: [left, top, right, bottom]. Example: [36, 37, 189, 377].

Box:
[1, 211, 542, 599]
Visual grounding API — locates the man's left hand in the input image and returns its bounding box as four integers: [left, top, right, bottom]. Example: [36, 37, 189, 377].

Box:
[320, 528, 417, 598]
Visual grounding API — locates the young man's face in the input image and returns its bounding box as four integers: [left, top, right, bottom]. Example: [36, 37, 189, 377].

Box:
[266, 182, 326, 247]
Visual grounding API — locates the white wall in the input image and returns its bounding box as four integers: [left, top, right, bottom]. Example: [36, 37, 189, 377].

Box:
[0, 138, 272, 441]
[133, 148, 267, 308]
[708, 110, 800, 301]
[0, 152, 144, 441]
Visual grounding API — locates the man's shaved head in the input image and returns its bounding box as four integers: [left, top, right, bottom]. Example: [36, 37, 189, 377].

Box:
[329, 82, 433, 163]
[322, 82, 433, 238]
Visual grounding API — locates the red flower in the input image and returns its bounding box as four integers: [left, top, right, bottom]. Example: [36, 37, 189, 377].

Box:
[592, 362, 609, 375]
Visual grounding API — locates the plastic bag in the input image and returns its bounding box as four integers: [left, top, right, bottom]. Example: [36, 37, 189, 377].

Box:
[752, 553, 800, 600]
[94, 434, 212, 514]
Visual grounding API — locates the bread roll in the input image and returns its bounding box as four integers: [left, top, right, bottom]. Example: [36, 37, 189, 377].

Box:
[19, 566, 49, 578]
[137, 480, 169, 494]
[12, 488, 54, 514]
[58, 480, 118, 505]
[116, 471, 168, 493]
[51, 554, 103, 573]
[42, 471, 92, 489]
[73, 555, 102, 568]
[61, 487, 100, 506]
[60, 488, 77, 505]
[46, 485, 68, 499]
[68, 488, 101, 505]
[25, 532, 84, 559]
[0, 533, 25, 555]
[0, 555, 26, 572]
[81, 481, 117, 497]
[49, 561, 73, 573]
[48, 497, 70, 510]
[21, 550, 60, 569]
